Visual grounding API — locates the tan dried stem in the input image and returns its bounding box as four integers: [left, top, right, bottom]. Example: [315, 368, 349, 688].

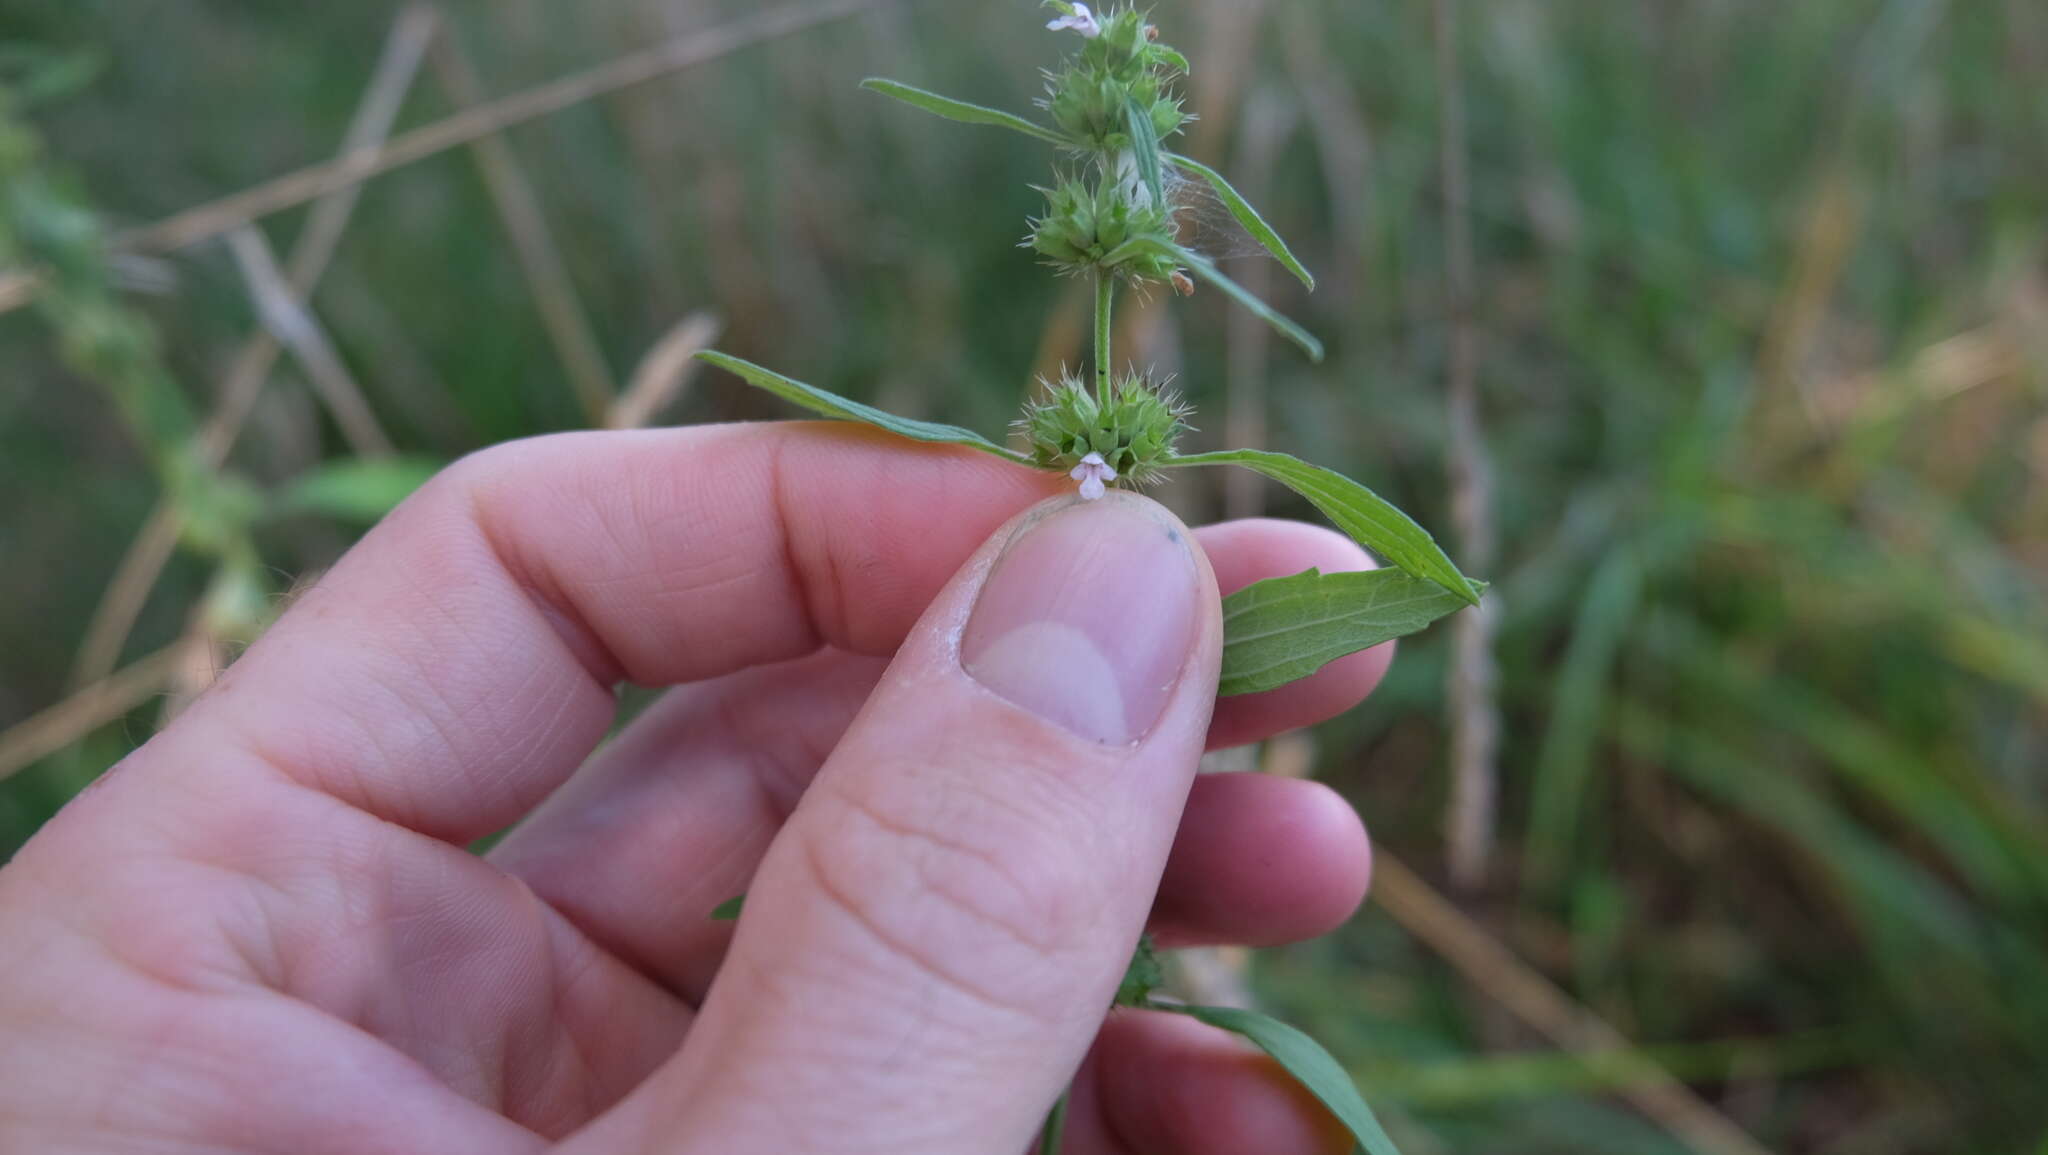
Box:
[609, 312, 722, 429]
[225, 226, 395, 459]
[1220, 88, 1296, 521]
[429, 23, 620, 426]
[0, 647, 182, 784]
[1434, 0, 1501, 891]
[0, 0, 879, 318]
[63, 2, 860, 691]
[67, 6, 437, 689]
[1278, 7, 1373, 305]
[1372, 853, 1779, 1155]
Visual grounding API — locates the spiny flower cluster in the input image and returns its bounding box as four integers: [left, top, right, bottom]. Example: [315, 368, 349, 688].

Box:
[1022, 371, 1194, 490]
[1040, 4, 1189, 164]
[1028, 178, 1178, 281]
[1027, 2, 1190, 290]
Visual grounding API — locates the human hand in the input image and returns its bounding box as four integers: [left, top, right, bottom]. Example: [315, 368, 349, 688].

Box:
[0, 424, 1389, 1154]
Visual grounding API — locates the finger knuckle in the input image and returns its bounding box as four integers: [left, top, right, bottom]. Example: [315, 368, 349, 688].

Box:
[796, 769, 1104, 1017]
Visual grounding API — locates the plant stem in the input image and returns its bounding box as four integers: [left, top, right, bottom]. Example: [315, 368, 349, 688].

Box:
[1038, 1086, 1071, 1155]
[1433, 0, 1500, 892]
[1093, 267, 1114, 400]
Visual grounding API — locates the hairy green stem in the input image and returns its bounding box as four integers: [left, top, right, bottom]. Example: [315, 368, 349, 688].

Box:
[1038, 1086, 1071, 1155]
[1093, 267, 1114, 400]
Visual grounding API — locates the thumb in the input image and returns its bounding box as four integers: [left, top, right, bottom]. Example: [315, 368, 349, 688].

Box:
[584, 491, 1220, 1154]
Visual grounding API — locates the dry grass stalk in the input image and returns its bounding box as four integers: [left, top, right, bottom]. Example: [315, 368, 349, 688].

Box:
[1434, 0, 1501, 890]
[1756, 169, 1861, 446]
[609, 312, 723, 429]
[225, 226, 395, 458]
[159, 627, 228, 727]
[1221, 88, 1296, 521]
[1372, 853, 1779, 1155]
[0, 646, 182, 784]
[1278, 8, 1373, 305]
[67, 8, 436, 689]
[1189, 0, 1269, 159]
[429, 22, 620, 426]
[0, 0, 879, 320]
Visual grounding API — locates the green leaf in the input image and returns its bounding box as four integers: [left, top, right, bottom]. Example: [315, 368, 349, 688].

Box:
[1124, 95, 1166, 213]
[1158, 1004, 1403, 1155]
[1165, 151, 1315, 289]
[1037, 1088, 1070, 1155]
[1115, 934, 1164, 1006]
[709, 894, 745, 921]
[271, 456, 442, 524]
[0, 45, 106, 108]
[860, 78, 1067, 146]
[1136, 239, 1323, 361]
[1167, 449, 1479, 604]
[698, 351, 1031, 464]
[1220, 568, 1479, 695]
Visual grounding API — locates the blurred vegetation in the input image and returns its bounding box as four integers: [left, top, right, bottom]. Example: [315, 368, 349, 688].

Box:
[3, 0, 2045, 1151]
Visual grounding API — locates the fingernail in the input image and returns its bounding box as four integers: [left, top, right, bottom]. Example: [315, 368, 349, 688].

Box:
[961, 495, 1199, 744]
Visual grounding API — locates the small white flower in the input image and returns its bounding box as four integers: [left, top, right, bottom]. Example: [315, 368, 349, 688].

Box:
[1046, 2, 1101, 38]
[1070, 450, 1117, 500]
[1110, 149, 1153, 210]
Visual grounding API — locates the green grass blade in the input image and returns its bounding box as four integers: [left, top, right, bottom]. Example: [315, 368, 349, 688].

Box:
[1524, 548, 1645, 890]
[1168, 448, 1479, 603]
[860, 78, 1067, 146]
[1159, 1004, 1402, 1155]
[1165, 151, 1314, 289]
[1221, 568, 1475, 695]
[1143, 240, 1322, 360]
[1124, 95, 1166, 211]
[697, 351, 1031, 464]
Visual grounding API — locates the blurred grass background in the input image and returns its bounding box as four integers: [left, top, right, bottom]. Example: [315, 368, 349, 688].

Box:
[3, 0, 2046, 1151]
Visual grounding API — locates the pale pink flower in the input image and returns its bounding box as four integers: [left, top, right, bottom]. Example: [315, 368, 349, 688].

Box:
[1070, 451, 1117, 500]
[1046, 3, 1102, 38]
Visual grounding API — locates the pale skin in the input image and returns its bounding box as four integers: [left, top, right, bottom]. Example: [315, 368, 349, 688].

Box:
[0, 423, 1391, 1154]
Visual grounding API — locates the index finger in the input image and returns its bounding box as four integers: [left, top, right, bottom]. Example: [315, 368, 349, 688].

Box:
[155, 423, 1063, 843]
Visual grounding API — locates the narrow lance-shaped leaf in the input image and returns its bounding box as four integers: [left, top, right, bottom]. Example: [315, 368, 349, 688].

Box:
[1220, 568, 1480, 696]
[698, 352, 1032, 464]
[1165, 151, 1314, 290]
[1119, 238, 1323, 361]
[1123, 95, 1166, 213]
[709, 895, 745, 921]
[1169, 448, 1480, 604]
[860, 78, 1068, 147]
[1156, 1003, 1403, 1155]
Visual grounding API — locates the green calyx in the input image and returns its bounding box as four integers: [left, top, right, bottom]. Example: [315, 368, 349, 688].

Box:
[1028, 175, 1178, 281]
[1022, 371, 1191, 486]
[1042, 6, 1188, 157]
